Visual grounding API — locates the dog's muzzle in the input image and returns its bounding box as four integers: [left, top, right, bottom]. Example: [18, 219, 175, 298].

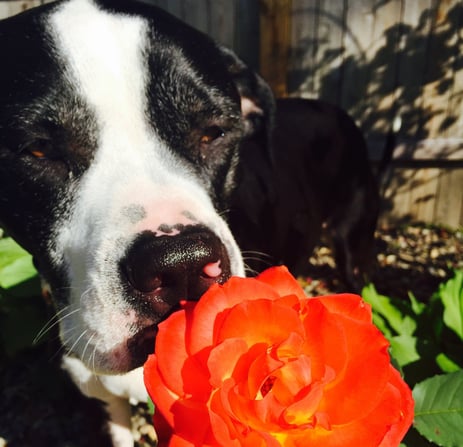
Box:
[120, 225, 231, 366]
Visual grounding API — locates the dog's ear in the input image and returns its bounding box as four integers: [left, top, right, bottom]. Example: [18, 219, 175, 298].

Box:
[219, 47, 275, 140]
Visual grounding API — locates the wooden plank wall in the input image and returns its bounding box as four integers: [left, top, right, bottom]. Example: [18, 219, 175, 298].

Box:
[282, 0, 463, 228]
[286, 0, 463, 147]
[1, 0, 462, 227]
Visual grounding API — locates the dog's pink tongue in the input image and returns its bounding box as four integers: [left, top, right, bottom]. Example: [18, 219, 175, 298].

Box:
[203, 260, 222, 278]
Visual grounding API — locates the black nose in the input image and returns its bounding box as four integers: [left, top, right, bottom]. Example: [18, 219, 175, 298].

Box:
[120, 226, 231, 315]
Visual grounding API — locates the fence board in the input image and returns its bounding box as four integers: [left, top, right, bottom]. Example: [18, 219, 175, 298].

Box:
[288, 0, 319, 97]
[434, 168, 463, 227]
[409, 167, 440, 222]
[318, 0, 348, 105]
[443, 2, 463, 139]
[259, 0, 292, 97]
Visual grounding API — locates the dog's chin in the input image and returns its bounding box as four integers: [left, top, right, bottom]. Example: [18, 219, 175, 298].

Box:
[67, 324, 158, 375]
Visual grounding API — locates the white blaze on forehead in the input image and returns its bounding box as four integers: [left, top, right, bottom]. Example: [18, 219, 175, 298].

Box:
[49, 0, 148, 133]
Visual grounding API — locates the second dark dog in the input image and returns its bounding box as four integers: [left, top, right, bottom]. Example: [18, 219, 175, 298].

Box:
[230, 97, 380, 290]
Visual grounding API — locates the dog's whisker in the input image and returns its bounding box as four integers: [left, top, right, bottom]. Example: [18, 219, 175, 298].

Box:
[218, 208, 231, 218]
[35, 287, 94, 345]
[48, 326, 80, 362]
[33, 306, 81, 344]
[244, 266, 260, 276]
[243, 255, 274, 264]
[81, 332, 96, 368]
[66, 329, 89, 358]
[241, 250, 273, 259]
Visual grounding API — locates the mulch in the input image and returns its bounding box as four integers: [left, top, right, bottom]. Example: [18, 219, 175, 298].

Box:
[1, 222, 462, 447]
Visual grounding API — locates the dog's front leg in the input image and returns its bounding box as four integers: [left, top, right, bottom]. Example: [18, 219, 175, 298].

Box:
[63, 355, 148, 447]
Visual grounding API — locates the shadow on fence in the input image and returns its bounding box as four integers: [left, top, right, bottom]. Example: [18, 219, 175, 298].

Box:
[287, 2, 463, 226]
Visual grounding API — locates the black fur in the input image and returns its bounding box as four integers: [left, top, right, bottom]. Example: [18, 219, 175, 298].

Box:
[230, 98, 379, 290]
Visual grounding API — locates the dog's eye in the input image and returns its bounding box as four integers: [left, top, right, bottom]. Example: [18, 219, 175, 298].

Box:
[200, 126, 225, 145]
[19, 139, 56, 160]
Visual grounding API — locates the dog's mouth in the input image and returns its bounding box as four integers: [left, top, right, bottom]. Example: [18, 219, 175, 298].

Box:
[127, 323, 159, 368]
[127, 300, 188, 368]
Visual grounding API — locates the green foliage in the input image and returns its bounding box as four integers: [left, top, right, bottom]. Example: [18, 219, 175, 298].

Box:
[414, 371, 463, 447]
[438, 270, 463, 341]
[363, 270, 463, 447]
[147, 396, 156, 416]
[0, 236, 45, 357]
[362, 283, 421, 368]
[0, 237, 37, 289]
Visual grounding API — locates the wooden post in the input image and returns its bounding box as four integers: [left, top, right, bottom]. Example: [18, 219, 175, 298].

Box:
[259, 0, 292, 97]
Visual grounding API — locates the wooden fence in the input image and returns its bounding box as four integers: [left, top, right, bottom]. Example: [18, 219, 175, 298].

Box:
[276, 0, 463, 228]
[1, 0, 463, 228]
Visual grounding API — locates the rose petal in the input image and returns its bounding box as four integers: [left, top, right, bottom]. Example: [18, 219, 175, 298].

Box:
[320, 317, 391, 423]
[168, 434, 195, 447]
[169, 398, 212, 445]
[189, 279, 281, 355]
[301, 299, 347, 381]
[209, 382, 247, 446]
[216, 299, 304, 348]
[378, 367, 414, 447]
[143, 354, 178, 427]
[247, 349, 284, 400]
[256, 266, 307, 300]
[316, 293, 372, 323]
[207, 338, 250, 387]
[227, 386, 286, 432]
[272, 355, 314, 405]
[281, 380, 325, 426]
[157, 300, 212, 399]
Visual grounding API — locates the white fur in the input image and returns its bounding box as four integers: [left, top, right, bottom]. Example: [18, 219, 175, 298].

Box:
[63, 356, 147, 446]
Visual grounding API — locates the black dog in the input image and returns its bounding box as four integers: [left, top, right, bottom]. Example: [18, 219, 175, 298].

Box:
[230, 97, 380, 290]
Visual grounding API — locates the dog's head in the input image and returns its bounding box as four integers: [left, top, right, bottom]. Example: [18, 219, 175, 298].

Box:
[0, 0, 274, 373]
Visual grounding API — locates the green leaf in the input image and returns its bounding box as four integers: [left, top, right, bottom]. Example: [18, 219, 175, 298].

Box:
[408, 291, 426, 316]
[390, 334, 420, 367]
[413, 370, 463, 447]
[0, 237, 37, 289]
[147, 396, 155, 416]
[362, 283, 416, 336]
[436, 353, 461, 374]
[438, 270, 463, 341]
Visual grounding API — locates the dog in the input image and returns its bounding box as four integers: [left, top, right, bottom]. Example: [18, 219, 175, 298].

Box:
[0, 1, 274, 444]
[0, 1, 378, 445]
[230, 97, 380, 290]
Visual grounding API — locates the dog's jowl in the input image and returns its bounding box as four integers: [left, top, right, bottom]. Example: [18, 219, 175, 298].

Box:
[0, 0, 272, 444]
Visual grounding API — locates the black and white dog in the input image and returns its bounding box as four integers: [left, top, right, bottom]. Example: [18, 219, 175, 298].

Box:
[0, 1, 378, 445]
[0, 1, 255, 444]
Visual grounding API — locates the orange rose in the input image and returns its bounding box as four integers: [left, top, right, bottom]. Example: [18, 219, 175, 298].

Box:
[144, 266, 414, 447]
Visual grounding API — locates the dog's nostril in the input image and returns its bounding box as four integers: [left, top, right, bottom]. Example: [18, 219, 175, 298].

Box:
[120, 226, 231, 309]
[202, 260, 222, 279]
[127, 270, 162, 294]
